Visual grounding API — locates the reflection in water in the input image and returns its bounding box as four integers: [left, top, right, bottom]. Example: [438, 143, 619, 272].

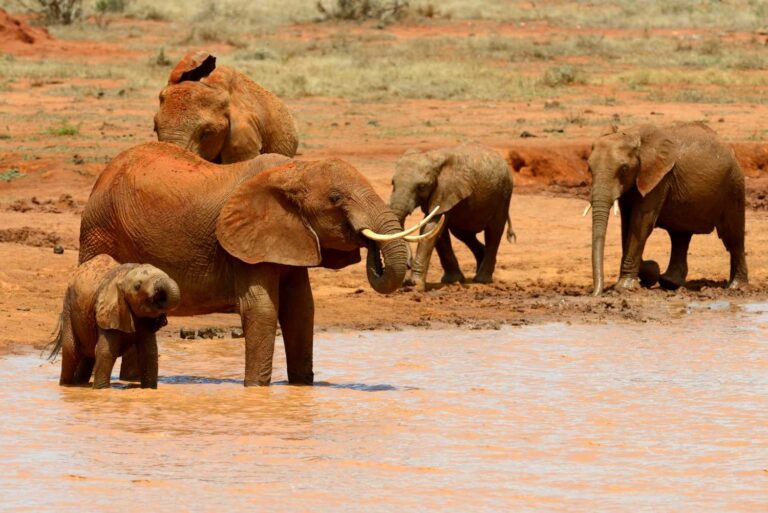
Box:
[2, 307, 768, 512]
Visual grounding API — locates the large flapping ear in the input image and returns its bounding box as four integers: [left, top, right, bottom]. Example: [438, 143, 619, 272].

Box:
[428, 152, 473, 214]
[168, 51, 217, 85]
[216, 163, 322, 266]
[95, 271, 135, 333]
[320, 248, 362, 270]
[635, 129, 677, 196]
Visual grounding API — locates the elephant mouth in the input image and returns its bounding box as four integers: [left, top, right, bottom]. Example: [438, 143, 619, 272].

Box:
[151, 289, 168, 309]
[366, 239, 384, 278]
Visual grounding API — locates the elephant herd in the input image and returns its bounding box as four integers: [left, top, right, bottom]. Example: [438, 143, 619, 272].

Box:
[47, 51, 749, 389]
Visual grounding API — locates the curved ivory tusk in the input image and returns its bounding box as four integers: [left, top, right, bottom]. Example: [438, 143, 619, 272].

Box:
[582, 203, 591, 217]
[404, 215, 446, 242]
[361, 205, 441, 242]
[613, 200, 619, 216]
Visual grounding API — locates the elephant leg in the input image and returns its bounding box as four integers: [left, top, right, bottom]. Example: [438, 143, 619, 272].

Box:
[134, 332, 159, 389]
[617, 205, 659, 291]
[58, 314, 80, 386]
[93, 330, 124, 390]
[408, 217, 444, 291]
[118, 346, 141, 382]
[435, 226, 465, 285]
[237, 265, 280, 387]
[279, 268, 314, 385]
[450, 228, 485, 274]
[659, 231, 692, 290]
[475, 213, 506, 283]
[73, 357, 95, 385]
[716, 204, 748, 288]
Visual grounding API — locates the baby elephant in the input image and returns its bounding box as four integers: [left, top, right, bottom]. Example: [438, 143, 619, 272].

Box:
[48, 255, 180, 389]
[390, 144, 514, 291]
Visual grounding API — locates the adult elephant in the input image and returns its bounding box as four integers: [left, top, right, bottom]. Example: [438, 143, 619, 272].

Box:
[153, 51, 298, 162]
[389, 144, 515, 291]
[588, 122, 747, 295]
[79, 142, 435, 386]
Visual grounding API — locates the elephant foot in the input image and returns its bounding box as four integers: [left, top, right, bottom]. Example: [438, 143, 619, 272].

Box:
[441, 271, 465, 284]
[473, 273, 493, 284]
[615, 276, 640, 291]
[728, 278, 748, 290]
[638, 260, 661, 288]
[658, 273, 686, 291]
[244, 379, 271, 387]
[287, 371, 314, 385]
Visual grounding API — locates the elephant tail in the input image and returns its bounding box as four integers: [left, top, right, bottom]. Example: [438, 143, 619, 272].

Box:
[506, 213, 517, 243]
[44, 313, 65, 361]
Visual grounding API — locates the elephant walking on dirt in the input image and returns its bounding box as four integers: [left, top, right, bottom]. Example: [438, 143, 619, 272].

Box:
[154, 51, 299, 161]
[79, 143, 437, 386]
[389, 144, 515, 291]
[588, 122, 748, 295]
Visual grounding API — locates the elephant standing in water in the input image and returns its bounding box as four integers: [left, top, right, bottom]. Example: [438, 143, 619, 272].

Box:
[154, 51, 299, 161]
[48, 255, 180, 389]
[389, 144, 515, 291]
[79, 143, 436, 386]
[588, 122, 747, 295]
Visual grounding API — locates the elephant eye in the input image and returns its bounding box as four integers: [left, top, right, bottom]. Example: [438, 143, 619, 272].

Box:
[329, 193, 342, 205]
[134, 282, 142, 291]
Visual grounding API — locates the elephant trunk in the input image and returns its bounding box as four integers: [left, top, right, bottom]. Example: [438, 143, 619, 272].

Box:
[591, 199, 612, 296]
[365, 210, 409, 294]
[152, 276, 181, 312]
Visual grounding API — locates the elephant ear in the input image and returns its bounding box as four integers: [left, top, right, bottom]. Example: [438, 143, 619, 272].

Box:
[636, 131, 677, 196]
[95, 271, 135, 333]
[216, 163, 322, 266]
[168, 51, 217, 85]
[220, 109, 263, 163]
[429, 152, 472, 214]
[320, 248, 361, 270]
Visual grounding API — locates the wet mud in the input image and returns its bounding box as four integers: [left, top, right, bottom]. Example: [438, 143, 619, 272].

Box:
[2, 306, 767, 511]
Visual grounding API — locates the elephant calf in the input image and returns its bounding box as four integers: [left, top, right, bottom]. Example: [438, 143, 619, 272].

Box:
[48, 255, 180, 389]
[389, 144, 515, 291]
[588, 122, 748, 295]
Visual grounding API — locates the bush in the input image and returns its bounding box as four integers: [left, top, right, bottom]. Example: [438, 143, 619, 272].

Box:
[36, 0, 82, 24]
[316, 0, 410, 21]
[540, 65, 585, 88]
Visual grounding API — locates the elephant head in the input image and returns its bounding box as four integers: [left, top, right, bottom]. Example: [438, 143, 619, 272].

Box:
[389, 148, 471, 223]
[153, 51, 298, 163]
[96, 265, 181, 332]
[588, 125, 677, 295]
[216, 159, 420, 294]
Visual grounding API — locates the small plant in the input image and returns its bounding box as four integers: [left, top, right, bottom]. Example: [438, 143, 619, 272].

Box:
[316, 0, 409, 21]
[540, 65, 585, 88]
[45, 121, 80, 136]
[153, 47, 171, 66]
[0, 168, 25, 182]
[36, 0, 83, 25]
[95, 0, 126, 13]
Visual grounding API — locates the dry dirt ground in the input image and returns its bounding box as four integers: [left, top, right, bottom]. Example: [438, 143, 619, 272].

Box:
[1, 10, 768, 353]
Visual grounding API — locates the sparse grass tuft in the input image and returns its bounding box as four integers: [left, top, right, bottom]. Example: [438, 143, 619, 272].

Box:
[45, 121, 80, 136]
[0, 168, 25, 182]
[540, 65, 586, 88]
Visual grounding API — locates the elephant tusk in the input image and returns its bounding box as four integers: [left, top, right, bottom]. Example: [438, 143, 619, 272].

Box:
[582, 203, 592, 217]
[404, 215, 446, 242]
[613, 200, 619, 216]
[361, 205, 441, 242]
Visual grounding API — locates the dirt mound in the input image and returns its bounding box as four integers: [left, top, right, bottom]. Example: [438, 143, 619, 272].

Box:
[0, 9, 52, 46]
[0, 227, 62, 248]
[6, 194, 83, 214]
[732, 142, 768, 178]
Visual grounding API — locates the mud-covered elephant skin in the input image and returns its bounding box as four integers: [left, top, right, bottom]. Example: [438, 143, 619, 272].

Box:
[588, 122, 748, 295]
[48, 255, 180, 389]
[154, 51, 299, 162]
[389, 144, 515, 291]
[79, 143, 413, 386]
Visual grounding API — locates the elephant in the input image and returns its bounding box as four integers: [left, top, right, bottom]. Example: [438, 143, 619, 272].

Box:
[47, 254, 180, 389]
[153, 50, 299, 162]
[588, 122, 748, 295]
[389, 144, 515, 291]
[79, 142, 435, 386]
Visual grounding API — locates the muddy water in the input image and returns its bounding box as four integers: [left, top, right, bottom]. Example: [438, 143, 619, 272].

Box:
[2, 307, 768, 512]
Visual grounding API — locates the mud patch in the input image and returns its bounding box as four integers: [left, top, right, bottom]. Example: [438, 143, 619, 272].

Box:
[0, 227, 62, 248]
[0, 9, 51, 46]
[6, 194, 83, 214]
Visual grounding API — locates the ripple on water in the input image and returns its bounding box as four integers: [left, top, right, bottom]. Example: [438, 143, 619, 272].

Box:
[1, 311, 767, 512]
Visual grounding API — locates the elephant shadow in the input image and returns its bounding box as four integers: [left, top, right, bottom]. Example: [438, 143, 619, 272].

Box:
[681, 279, 729, 291]
[148, 376, 414, 391]
[157, 375, 243, 385]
